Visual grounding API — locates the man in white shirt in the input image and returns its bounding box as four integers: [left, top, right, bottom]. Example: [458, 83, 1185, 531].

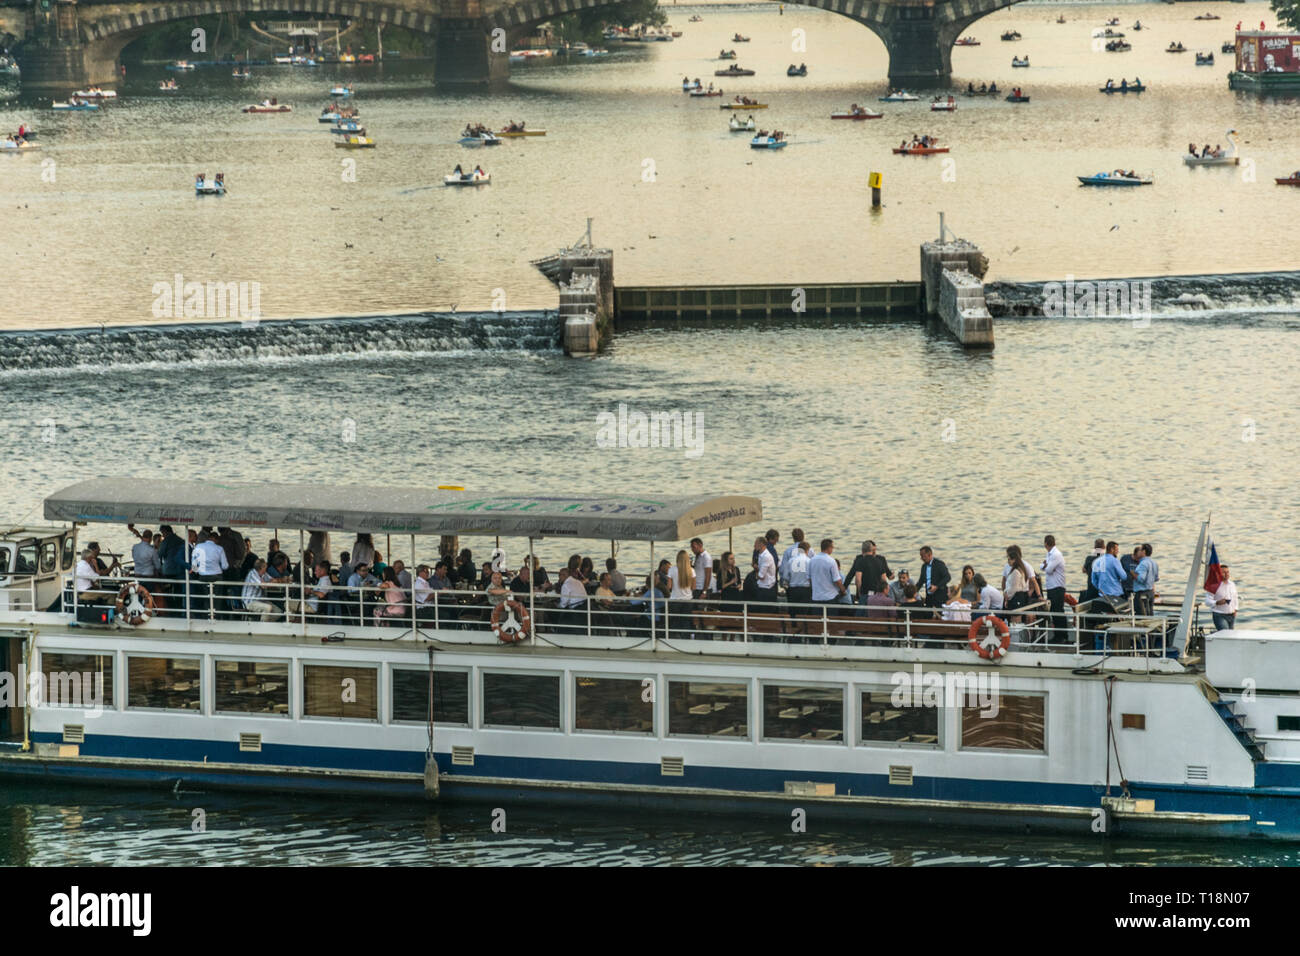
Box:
[242, 558, 278, 621]
[286, 561, 332, 620]
[778, 528, 805, 588]
[755, 536, 777, 602]
[690, 538, 713, 599]
[1041, 534, 1066, 643]
[413, 564, 439, 621]
[808, 538, 846, 607]
[1207, 566, 1238, 630]
[191, 531, 228, 617]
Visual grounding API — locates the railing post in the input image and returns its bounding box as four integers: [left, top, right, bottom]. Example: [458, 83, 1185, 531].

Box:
[586, 595, 593, 638]
[821, 604, 828, 647]
[208, 581, 215, 621]
[742, 601, 749, 645]
[905, 606, 912, 647]
[1073, 608, 1081, 657]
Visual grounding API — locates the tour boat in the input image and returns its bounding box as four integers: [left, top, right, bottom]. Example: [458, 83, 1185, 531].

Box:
[830, 108, 882, 119]
[242, 102, 292, 113]
[930, 96, 956, 111]
[1001, 30, 1021, 41]
[786, 65, 807, 77]
[716, 65, 755, 76]
[1012, 56, 1030, 67]
[329, 86, 353, 97]
[955, 37, 980, 46]
[445, 172, 490, 185]
[73, 89, 116, 98]
[1005, 92, 1030, 102]
[334, 135, 376, 149]
[496, 127, 546, 137]
[51, 101, 98, 111]
[1275, 176, 1300, 186]
[6, 488, 1289, 842]
[459, 132, 500, 146]
[1196, 52, 1215, 65]
[1183, 130, 1239, 166]
[721, 100, 766, 109]
[750, 134, 788, 149]
[1099, 83, 1146, 93]
[1077, 171, 1151, 185]
[194, 178, 225, 195]
[728, 115, 757, 131]
[894, 144, 949, 155]
[168, 61, 196, 71]
[879, 90, 919, 102]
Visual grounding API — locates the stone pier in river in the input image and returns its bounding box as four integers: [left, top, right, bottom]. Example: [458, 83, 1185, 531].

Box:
[533, 236, 614, 356]
[920, 236, 994, 349]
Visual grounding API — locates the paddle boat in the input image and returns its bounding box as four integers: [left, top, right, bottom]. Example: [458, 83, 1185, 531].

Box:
[243, 100, 292, 113]
[728, 115, 757, 131]
[689, 14, 702, 22]
[73, 88, 116, 98]
[445, 168, 490, 185]
[1100, 80, 1146, 93]
[1195, 52, 1215, 65]
[1133, 21, 1143, 31]
[1221, 42, 1235, 53]
[1099, 28, 1125, 38]
[1167, 42, 1187, 52]
[1001, 30, 1021, 41]
[732, 34, 750, 42]
[359, 54, 375, 63]
[330, 123, 367, 136]
[329, 86, 353, 97]
[1005, 90, 1030, 102]
[682, 78, 703, 92]
[718, 50, 737, 60]
[955, 37, 980, 46]
[320, 110, 343, 123]
[787, 64, 807, 76]
[194, 174, 226, 195]
[1195, 13, 1221, 21]
[496, 125, 546, 137]
[1012, 56, 1030, 67]
[339, 53, 356, 64]
[274, 55, 293, 64]
[1275, 173, 1300, 186]
[168, 61, 196, 71]
[1105, 17, 1120, 26]
[1056, 15, 1066, 23]
[690, 85, 722, 97]
[879, 90, 919, 102]
[1106, 40, 1131, 51]
[722, 97, 766, 109]
[750, 131, 788, 149]
[831, 105, 882, 119]
[1184, 130, 1239, 166]
[0, 140, 39, 153]
[158, 79, 179, 91]
[459, 131, 501, 146]
[291, 56, 318, 67]
[716, 65, 755, 76]
[930, 95, 956, 111]
[334, 135, 376, 149]
[51, 100, 98, 111]
[1077, 169, 1151, 186]
[893, 140, 948, 155]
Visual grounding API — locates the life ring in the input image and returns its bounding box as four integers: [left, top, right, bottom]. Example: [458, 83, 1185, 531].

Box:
[115, 582, 155, 626]
[968, 615, 1011, 660]
[491, 599, 531, 644]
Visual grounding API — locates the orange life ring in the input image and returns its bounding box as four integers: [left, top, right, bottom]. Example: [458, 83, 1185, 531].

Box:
[115, 582, 155, 626]
[968, 614, 1011, 660]
[491, 599, 531, 643]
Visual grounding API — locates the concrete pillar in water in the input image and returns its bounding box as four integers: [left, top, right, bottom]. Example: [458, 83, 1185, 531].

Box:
[435, 20, 508, 87]
[920, 235, 993, 349]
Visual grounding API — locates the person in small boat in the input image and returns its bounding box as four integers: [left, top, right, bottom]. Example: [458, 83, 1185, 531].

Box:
[989, 82, 999, 93]
[1119, 79, 1128, 91]
[1133, 76, 1140, 87]
[1105, 78, 1114, 89]
[196, 173, 204, 188]
[474, 165, 485, 178]
[215, 172, 223, 185]
[967, 82, 975, 94]
[1188, 143, 1199, 157]
[1204, 143, 1214, 157]
[453, 164, 464, 178]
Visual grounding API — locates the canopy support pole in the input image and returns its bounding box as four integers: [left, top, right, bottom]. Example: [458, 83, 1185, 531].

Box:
[411, 533, 417, 635]
[650, 541, 656, 650]
[527, 537, 536, 646]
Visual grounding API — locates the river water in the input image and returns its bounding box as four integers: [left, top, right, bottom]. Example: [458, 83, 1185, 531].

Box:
[1, 1, 1298, 866]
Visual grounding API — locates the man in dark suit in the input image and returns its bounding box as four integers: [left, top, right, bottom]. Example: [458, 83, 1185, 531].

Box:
[917, 546, 950, 611]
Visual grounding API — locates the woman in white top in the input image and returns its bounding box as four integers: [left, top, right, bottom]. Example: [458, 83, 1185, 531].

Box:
[667, 549, 696, 638]
[1001, 544, 1040, 609]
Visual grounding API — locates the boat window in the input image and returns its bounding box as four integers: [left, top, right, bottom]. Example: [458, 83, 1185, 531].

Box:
[1278, 716, 1300, 732]
[127, 656, 201, 712]
[860, 689, 941, 747]
[391, 668, 469, 726]
[667, 680, 748, 738]
[762, 684, 843, 742]
[39, 652, 115, 708]
[960, 694, 1045, 752]
[303, 665, 378, 721]
[482, 672, 560, 729]
[574, 675, 654, 735]
[0, 546, 10, 576]
[15, 543, 36, 575]
[215, 660, 290, 716]
[39, 541, 57, 575]
[62, 536, 76, 570]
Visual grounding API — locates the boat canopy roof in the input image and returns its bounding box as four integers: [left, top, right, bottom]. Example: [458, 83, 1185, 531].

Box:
[44, 479, 763, 542]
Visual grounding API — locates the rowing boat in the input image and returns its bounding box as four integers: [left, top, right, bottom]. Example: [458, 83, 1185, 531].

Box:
[243, 103, 292, 113]
[716, 66, 755, 76]
[721, 101, 767, 109]
[51, 102, 98, 111]
[1005, 94, 1031, 102]
[1276, 177, 1300, 186]
[1099, 84, 1146, 93]
[879, 91, 918, 102]
[1011, 57, 1030, 67]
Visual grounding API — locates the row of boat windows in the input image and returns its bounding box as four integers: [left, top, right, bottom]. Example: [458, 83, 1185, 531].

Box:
[39, 652, 1046, 751]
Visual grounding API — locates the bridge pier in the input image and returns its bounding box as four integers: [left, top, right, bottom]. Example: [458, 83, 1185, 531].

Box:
[878, 14, 971, 89]
[15, 41, 123, 93]
[435, 20, 508, 87]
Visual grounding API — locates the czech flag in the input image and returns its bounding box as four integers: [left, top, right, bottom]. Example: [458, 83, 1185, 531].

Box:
[1204, 541, 1223, 594]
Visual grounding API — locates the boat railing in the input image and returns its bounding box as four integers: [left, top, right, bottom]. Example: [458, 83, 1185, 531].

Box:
[0, 576, 38, 613]
[45, 571, 1183, 660]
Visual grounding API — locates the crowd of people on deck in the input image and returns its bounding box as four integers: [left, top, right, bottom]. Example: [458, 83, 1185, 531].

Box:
[65, 527, 1240, 640]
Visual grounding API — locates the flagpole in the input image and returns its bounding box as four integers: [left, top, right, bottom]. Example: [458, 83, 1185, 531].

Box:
[1174, 518, 1209, 659]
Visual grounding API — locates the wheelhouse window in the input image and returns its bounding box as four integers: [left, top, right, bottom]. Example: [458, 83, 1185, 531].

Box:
[392, 668, 469, 726]
[667, 680, 748, 738]
[762, 684, 843, 742]
[0, 548, 10, 576]
[39, 652, 114, 709]
[15, 543, 35, 576]
[39, 541, 57, 575]
[860, 689, 941, 747]
[215, 660, 289, 715]
[574, 676, 654, 735]
[62, 536, 76, 571]
[127, 656, 201, 712]
[303, 664, 378, 721]
[960, 693, 1045, 752]
[482, 672, 560, 729]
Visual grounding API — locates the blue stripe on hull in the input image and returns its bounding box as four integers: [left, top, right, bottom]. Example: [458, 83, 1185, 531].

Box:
[21, 733, 1300, 839]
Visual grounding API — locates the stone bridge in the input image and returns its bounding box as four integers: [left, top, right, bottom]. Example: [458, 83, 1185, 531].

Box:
[6, 0, 1022, 91]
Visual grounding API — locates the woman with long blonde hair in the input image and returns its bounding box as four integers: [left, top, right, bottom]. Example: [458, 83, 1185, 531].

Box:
[668, 548, 696, 638]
